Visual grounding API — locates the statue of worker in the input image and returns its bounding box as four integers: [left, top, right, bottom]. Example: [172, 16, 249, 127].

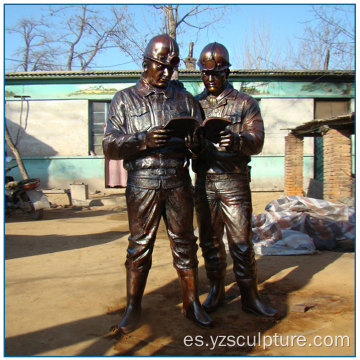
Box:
[103, 34, 213, 334]
[193, 42, 279, 318]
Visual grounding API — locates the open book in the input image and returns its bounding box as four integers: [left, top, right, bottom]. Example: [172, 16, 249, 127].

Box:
[163, 116, 200, 138]
[163, 116, 232, 143]
[200, 117, 232, 143]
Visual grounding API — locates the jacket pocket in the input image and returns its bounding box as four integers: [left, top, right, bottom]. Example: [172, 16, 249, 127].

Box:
[225, 112, 242, 123]
[128, 105, 151, 132]
[224, 111, 242, 133]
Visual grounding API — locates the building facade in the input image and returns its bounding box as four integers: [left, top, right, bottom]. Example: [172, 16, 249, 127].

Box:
[5, 69, 354, 192]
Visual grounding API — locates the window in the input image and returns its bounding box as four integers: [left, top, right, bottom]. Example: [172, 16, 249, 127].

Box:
[89, 101, 110, 155]
[314, 99, 350, 119]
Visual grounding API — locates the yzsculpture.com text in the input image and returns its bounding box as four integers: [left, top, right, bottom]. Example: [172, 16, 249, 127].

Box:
[183, 333, 350, 351]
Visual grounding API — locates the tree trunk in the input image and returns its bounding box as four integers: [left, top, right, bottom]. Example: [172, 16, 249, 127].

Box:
[167, 5, 178, 79]
[5, 124, 29, 179]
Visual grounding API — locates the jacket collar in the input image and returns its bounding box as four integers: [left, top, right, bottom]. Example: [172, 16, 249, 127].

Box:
[136, 76, 174, 99]
[201, 82, 236, 108]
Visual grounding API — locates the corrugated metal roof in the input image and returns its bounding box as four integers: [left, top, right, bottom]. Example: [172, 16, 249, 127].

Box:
[286, 112, 355, 136]
[5, 69, 355, 80]
[5, 70, 143, 79]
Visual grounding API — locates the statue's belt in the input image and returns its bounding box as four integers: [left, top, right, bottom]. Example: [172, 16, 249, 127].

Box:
[128, 168, 188, 177]
[200, 172, 249, 181]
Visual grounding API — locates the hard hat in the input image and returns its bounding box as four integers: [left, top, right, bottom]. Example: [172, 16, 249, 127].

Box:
[143, 34, 180, 67]
[197, 42, 231, 71]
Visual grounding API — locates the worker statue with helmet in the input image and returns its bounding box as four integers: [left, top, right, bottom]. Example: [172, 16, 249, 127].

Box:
[103, 34, 213, 333]
[193, 42, 279, 318]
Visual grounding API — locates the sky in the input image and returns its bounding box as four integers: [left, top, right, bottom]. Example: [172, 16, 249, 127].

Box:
[2, 2, 356, 71]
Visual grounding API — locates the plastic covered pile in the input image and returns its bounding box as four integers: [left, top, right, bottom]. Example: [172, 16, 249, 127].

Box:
[251, 195, 355, 255]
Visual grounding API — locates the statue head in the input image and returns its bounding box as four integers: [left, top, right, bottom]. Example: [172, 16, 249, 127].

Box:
[198, 42, 231, 97]
[142, 34, 180, 89]
[197, 42, 231, 72]
[144, 34, 180, 67]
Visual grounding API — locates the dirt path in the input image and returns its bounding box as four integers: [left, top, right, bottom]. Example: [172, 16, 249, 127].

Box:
[4, 192, 354, 356]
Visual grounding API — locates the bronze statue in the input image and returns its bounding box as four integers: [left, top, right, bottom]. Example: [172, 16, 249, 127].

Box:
[103, 34, 212, 334]
[193, 42, 279, 318]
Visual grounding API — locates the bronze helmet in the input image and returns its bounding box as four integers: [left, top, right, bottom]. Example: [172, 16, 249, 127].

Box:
[197, 42, 231, 71]
[143, 34, 180, 68]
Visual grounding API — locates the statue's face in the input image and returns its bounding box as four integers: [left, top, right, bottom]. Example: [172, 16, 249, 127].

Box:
[201, 70, 227, 97]
[144, 59, 173, 89]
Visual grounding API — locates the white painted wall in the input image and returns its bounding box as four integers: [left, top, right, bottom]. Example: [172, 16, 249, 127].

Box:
[260, 98, 314, 155]
[5, 99, 89, 156]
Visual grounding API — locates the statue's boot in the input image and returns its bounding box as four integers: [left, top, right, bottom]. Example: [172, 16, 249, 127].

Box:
[233, 245, 279, 319]
[177, 269, 213, 328]
[202, 270, 226, 313]
[238, 278, 279, 319]
[118, 269, 149, 334]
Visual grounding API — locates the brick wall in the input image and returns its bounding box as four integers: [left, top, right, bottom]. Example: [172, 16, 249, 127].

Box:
[323, 128, 352, 202]
[284, 133, 304, 195]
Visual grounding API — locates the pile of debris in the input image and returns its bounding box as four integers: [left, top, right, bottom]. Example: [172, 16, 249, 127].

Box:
[251, 195, 354, 255]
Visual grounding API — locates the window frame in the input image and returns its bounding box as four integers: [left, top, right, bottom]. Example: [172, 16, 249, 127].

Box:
[89, 100, 111, 155]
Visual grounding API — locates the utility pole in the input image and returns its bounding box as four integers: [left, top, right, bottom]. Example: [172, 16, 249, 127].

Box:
[324, 49, 330, 70]
[184, 42, 196, 70]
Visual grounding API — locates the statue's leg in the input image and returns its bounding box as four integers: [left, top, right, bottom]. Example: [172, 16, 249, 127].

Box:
[164, 184, 213, 328]
[219, 177, 279, 319]
[195, 179, 226, 312]
[118, 186, 162, 334]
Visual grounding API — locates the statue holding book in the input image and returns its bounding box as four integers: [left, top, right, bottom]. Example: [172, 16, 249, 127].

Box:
[103, 34, 213, 334]
[192, 42, 280, 318]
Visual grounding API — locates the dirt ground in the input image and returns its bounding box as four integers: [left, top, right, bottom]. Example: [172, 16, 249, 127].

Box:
[4, 191, 355, 356]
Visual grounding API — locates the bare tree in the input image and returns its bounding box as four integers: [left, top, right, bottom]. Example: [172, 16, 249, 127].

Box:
[110, 6, 150, 68]
[6, 4, 230, 72]
[6, 18, 54, 71]
[48, 5, 121, 70]
[232, 5, 354, 71]
[5, 124, 29, 179]
[239, 19, 274, 69]
[6, 5, 130, 71]
[293, 5, 354, 70]
[152, 4, 228, 41]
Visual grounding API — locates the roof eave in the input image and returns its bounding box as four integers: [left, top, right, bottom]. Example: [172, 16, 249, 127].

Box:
[5, 69, 355, 81]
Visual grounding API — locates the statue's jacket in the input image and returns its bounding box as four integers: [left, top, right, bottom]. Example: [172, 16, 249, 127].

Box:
[103, 78, 202, 189]
[194, 82, 265, 176]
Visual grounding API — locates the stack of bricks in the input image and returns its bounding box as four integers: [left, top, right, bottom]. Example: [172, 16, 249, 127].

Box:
[323, 128, 352, 203]
[284, 133, 304, 196]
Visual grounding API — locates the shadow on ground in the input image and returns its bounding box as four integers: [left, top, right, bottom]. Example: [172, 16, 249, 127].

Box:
[5, 206, 127, 223]
[5, 231, 127, 259]
[5, 249, 344, 356]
